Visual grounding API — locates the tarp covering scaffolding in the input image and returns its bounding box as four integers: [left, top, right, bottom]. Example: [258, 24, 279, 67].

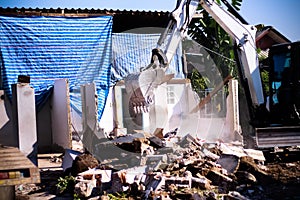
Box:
[0, 15, 113, 119]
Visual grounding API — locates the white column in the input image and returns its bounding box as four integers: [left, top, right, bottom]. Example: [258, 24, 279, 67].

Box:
[12, 83, 38, 165]
[51, 79, 71, 150]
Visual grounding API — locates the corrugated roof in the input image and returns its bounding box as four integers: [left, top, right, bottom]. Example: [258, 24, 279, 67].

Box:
[0, 7, 170, 17]
[0, 7, 170, 33]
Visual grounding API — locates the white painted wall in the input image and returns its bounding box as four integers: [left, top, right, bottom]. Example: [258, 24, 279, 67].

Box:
[51, 79, 71, 150]
[99, 87, 114, 134]
[101, 78, 242, 144]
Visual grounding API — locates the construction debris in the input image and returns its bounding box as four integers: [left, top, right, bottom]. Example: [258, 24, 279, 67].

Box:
[57, 132, 276, 199]
[15, 131, 300, 199]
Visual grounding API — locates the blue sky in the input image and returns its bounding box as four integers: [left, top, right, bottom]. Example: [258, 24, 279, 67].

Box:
[240, 0, 300, 42]
[0, 0, 299, 41]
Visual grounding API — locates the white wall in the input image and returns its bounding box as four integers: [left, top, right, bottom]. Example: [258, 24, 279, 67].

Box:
[108, 78, 242, 144]
[99, 87, 114, 134]
[51, 79, 71, 150]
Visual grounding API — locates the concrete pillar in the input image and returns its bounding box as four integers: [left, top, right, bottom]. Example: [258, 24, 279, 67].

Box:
[12, 83, 38, 166]
[149, 83, 168, 133]
[223, 79, 242, 142]
[51, 79, 71, 150]
[81, 83, 98, 133]
[80, 83, 106, 154]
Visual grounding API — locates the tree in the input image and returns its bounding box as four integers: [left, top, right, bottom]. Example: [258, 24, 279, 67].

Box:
[187, 0, 243, 93]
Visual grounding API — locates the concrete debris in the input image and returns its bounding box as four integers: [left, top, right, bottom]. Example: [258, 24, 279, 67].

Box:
[220, 143, 265, 162]
[164, 128, 178, 139]
[202, 147, 220, 161]
[74, 176, 97, 198]
[153, 128, 164, 139]
[143, 154, 168, 170]
[207, 168, 233, 185]
[63, 132, 284, 199]
[235, 171, 257, 185]
[226, 191, 250, 200]
[73, 167, 106, 198]
[78, 169, 112, 183]
[62, 149, 82, 171]
[69, 153, 99, 176]
[243, 148, 265, 162]
[165, 176, 192, 189]
[149, 135, 166, 149]
[191, 176, 212, 190]
[217, 154, 240, 174]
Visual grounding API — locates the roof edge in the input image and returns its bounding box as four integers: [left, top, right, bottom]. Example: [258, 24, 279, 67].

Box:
[0, 7, 170, 17]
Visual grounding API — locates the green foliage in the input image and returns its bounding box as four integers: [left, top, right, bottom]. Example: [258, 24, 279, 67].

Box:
[257, 48, 268, 61]
[56, 175, 76, 195]
[231, 0, 243, 11]
[255, 24, 265, 32]
[260, 69, 270, 96]
[187, 0, 243, 92]
[73, 193, 81, 200]
[191, 69, 210, 97]
[108, 192, 128, 199]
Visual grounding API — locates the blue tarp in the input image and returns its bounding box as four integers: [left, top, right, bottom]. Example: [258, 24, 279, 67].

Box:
[111, 32, 184, 83]
[0, 16, 184, 122]
[0, 15, 113, 119]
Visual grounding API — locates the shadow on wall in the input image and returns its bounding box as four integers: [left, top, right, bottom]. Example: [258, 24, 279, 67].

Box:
[0, 92, 17, 147]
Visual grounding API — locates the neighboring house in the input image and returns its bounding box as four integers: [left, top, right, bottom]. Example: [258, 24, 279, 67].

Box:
[256, 25, 290, 60]
[256, 25, 290, 51]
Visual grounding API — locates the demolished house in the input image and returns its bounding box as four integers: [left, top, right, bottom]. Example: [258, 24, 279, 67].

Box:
[0, 7, 299, 200]
[0, 7, 242, 158]
[0, 8, 170, 154]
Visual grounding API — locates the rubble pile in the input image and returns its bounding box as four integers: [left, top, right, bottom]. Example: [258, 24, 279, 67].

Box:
[63, 132, 288, 200]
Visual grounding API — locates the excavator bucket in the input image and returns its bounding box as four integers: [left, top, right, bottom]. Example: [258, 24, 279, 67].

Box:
[124, 68, 174, 114]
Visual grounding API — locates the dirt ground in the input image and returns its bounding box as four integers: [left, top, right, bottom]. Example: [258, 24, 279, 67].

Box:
[262, 161, 300, 199]
[15, 154, 65, 200]
[14, 147, 300, 200]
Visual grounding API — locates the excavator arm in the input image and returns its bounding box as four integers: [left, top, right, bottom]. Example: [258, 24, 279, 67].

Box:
[125, 0, 200, 113]
[125, 0, 264, 113]
[200, 0, 264, 106]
